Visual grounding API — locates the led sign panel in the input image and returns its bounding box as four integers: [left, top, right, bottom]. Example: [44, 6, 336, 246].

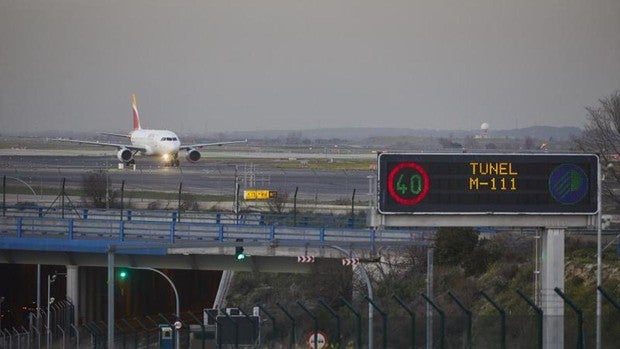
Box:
[378, 153, 599, 214]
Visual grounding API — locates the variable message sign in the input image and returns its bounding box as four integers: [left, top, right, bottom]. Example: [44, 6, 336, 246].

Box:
[378, 153, 598, 214]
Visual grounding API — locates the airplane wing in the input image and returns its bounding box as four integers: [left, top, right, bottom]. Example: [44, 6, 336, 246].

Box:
[98, 132, 130, 139]
[179, 139, 247, 151]
[56, 138, 147, 152]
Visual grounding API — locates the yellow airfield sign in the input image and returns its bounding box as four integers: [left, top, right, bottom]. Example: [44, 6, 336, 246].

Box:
[243, 190, 277, 200]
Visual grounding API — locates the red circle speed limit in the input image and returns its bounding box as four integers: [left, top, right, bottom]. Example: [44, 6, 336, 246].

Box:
[387, 162, 430, 205]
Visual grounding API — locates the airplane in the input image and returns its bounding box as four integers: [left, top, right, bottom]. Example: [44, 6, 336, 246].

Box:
[58, 94, 247, 167]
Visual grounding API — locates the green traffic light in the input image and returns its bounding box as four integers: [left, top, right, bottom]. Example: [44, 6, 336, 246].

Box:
[235, 245, 246, 261]
[119, 270, 128, 279]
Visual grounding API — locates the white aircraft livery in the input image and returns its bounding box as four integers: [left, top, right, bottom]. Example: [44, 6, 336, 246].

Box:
[59, 95, 246, 167]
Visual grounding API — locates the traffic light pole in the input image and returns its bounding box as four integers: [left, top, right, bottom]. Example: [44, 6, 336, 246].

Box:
[107, 247, 115, 349]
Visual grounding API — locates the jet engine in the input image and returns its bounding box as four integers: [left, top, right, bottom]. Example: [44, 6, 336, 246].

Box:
[117, 148, 133, 163]
[186, 148, 201, 162]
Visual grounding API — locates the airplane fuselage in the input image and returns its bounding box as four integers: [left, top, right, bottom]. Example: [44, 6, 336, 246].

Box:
[130, 129, 181, 157]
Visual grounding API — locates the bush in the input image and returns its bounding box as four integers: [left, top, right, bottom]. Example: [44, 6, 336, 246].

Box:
[435, 227, 479, 266]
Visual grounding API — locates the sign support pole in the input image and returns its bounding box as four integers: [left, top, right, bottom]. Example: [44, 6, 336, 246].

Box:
[596, 164, 602, 349]
[540, 228, 564, 349]
[426, 246, 433, 349]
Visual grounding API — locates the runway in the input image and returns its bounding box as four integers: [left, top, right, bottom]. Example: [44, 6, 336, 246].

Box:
[0, 150, 375, 204]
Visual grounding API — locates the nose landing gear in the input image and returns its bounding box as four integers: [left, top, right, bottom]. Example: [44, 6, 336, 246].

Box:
[163, 154, 180, 167]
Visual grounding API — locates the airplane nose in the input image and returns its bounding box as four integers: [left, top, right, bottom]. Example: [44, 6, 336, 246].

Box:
[168, 142, 180, 153]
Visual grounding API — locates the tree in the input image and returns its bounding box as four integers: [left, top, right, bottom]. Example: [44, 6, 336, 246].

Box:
[574, 91, 620, 208]
[574, 91, 620, 156]
[81, 170, 116, 208]
[82, 169, 119, 208]
[178, 192, 199, 211]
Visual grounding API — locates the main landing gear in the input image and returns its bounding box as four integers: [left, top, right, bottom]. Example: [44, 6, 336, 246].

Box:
[118, 159, 137, 170]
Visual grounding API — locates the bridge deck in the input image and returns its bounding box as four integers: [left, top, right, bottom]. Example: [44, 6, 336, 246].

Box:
[0, 207, 431, 271]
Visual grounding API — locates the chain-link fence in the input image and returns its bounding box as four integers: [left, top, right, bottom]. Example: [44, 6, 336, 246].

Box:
[1, 289, 618, 349]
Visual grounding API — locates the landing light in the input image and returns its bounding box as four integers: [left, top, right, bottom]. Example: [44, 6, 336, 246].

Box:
[162, 153, 170, 162]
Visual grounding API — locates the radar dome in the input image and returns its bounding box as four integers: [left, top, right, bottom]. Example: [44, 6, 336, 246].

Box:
[480, 122, 489, 130]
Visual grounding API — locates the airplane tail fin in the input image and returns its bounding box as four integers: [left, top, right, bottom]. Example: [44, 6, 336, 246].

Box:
[131, 94, 141, 130]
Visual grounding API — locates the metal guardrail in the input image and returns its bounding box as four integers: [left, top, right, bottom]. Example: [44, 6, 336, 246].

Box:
[1, 205, 368, 228]
[0, 216, 428, 253]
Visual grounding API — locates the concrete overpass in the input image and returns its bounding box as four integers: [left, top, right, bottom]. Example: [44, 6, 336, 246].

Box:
[0, 207, 429, 332]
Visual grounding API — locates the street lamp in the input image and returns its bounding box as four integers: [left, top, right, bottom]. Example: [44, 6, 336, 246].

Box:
[0, 296, 5, 330]
[138, 268, 180, 349]
[47, 273, 65, 349]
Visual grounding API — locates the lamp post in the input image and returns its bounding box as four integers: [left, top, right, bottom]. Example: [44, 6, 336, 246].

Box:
[47, 273, 65, 349]
[0, 296, 5, 330]
[134, 268, 180, 349]
[47, 274, 56, 349]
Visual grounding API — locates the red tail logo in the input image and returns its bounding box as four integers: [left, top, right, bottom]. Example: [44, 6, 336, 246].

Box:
[131, 94, 141, 130]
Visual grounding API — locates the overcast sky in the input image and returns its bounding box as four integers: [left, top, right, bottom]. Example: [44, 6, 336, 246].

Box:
[1, 0, 619, 134]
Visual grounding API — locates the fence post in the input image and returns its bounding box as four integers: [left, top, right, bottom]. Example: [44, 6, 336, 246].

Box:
[71, 324, 80, 349]
[203, 310, 224, 349]
[365, 296, 387, 349]
[421, 293, 445, 349]
[119, 220, 125, 241]
[121, 319, 138, 349]
[258, 305, 277, 346]
[21, 326, 29, 349]
[516, 289, 543, 349]
[186, 311, 206, 349]
[297, 301, 319, 349]
[30, 323, 40, 349]
[392, 294, 415, 349]
[597, 285, 620, 310]
[369, 229, 376, 251]
[447, 291, 472, 349]
[11, 328, 20, 348]
[57, 324, 65, 349]
[67, 218, 74, 239]
[318, 299, 341, 349]
[480, 291, 506, 349]
[3, 329, 12, 349]
[84, 322, 101, 349]
[554, 288, 584, 349]
[133, 317, 150, 349]
[222, 312, 239, 349]
[238, 308, 258, 348]
[339, 297, 362, 349]
[114, 321, 126, 349]
[218, 224, 224, 242]
[16, 217, 22, 237]
[276, 303, 296, 349]
[169, 221, 176, 243]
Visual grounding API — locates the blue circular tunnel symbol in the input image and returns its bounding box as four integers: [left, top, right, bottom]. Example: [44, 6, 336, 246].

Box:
[549, 164, 589, 205]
